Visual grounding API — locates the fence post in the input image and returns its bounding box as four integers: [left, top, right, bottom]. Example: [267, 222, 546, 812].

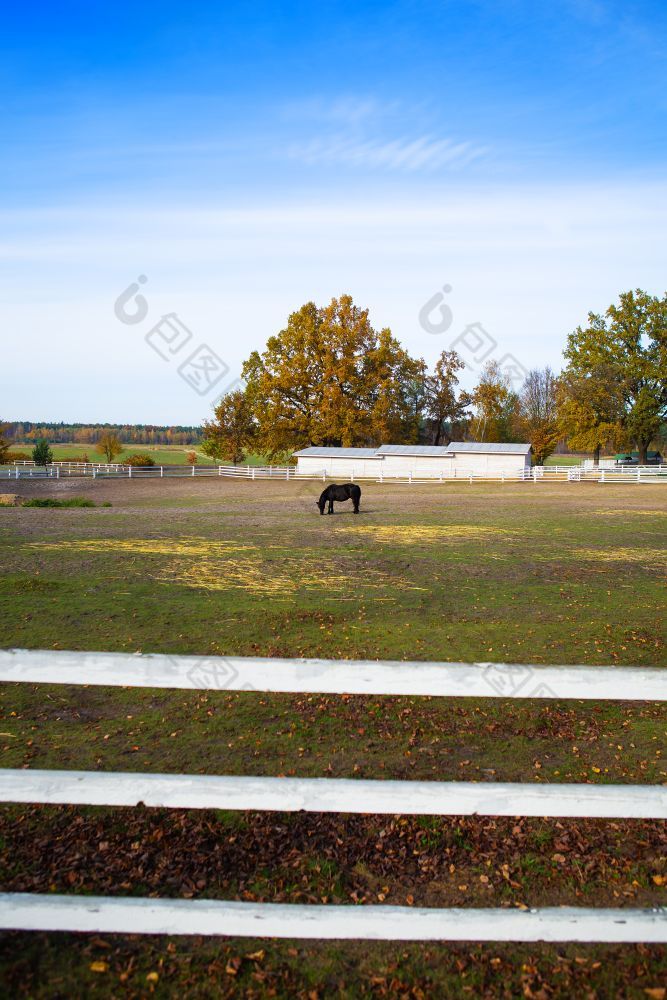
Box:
[129, 465, 132, 478]
[252, 467, 255, 480]
[160, 466, 164, 478]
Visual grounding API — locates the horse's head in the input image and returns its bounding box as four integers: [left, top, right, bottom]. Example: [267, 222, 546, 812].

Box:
[316, 498, 325, 515]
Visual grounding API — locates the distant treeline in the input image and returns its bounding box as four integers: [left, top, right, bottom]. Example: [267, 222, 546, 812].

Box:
[7, 423, 203, 445]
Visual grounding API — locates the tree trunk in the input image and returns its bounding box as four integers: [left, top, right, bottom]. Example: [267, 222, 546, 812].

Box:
[593, 443, 600, 467]
[638, 441, 648, 465]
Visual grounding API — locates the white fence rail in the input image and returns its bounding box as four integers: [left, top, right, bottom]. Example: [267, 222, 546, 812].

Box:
[0, 649, 665, 942]
[1, 649, 665, 700]
[2, 460, 665, 483]
[3, 769, 665, 818]
[2, 895, 665, 943]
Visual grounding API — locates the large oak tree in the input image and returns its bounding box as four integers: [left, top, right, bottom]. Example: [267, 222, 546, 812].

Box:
[242, 295, 425, 458]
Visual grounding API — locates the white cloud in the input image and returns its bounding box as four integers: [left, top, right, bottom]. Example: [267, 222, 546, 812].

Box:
[286, 134, 487, 172]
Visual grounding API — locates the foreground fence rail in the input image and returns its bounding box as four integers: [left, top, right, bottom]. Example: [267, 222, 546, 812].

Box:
[0, 648, 665, 942]
[3, 769, 666, 818]
[1, 895, 665, 943]
[1, 648, 665, 699]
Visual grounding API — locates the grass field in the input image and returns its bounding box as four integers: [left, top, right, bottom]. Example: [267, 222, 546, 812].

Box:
[543, 453, 589, 466]
[11, 443, 218, 465]
[10, 444, 280, 466]
[0, 478, 665, 997]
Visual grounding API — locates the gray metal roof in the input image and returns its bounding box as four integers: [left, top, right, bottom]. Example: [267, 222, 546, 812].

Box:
[376, 444, 453, 457]
[293, 447, 381, 458]
[446, 441, 532, 454]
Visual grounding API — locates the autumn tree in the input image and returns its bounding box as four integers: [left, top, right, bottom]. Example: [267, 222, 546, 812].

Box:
[242, 295, 425, 458]
[470, 361, 519, 442]
[556, 365, 625, 465]
[202, 388, 257, 465]
[423, 350, 471, 445]
[96, 432, 123, 463]
[0, 423, 10, 465]
[561, 289, 667, 464]
[515, 367, 561, 465]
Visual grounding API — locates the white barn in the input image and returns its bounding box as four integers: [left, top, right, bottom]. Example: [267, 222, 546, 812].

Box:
[293, 442, 532, 479]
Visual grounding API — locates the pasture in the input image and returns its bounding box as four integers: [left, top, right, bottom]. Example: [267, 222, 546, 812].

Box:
[0, 478, 665, 997]
[10, 443, 217, 465]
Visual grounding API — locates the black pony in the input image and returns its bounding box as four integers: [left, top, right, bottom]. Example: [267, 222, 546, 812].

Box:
[317, 483, 361, 515]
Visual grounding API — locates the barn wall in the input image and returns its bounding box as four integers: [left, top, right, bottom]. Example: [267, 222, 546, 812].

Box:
[378, 454, 454, 476]
[448, 452, 529, 476]
[296, 457, 382, 478]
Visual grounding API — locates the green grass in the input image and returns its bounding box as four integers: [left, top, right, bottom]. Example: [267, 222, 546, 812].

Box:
[544, 453, 587, 466]
[0, 479, 665, 996]
[20, 496, 107, 508]
[11, 443, 218, 465]
[10, 443, 276, 466]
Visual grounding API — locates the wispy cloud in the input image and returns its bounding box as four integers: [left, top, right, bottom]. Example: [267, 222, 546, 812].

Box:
[286, 133, 487, 172]
[279, 93, 486, 173]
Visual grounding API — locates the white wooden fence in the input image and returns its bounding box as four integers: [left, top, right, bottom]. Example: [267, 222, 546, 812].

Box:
[0, 649, 665, 942]
[2, 460, 665, 483]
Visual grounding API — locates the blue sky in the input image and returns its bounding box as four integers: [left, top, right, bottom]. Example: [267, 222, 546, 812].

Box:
[2, 1, 666, 423]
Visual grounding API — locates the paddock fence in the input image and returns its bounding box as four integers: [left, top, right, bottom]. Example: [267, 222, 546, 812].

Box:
[0, 648, 665, 942]
[2, 461, 666, 484]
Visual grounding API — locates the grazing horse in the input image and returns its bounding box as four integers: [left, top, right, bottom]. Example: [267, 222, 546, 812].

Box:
[317, 483, 361, 515]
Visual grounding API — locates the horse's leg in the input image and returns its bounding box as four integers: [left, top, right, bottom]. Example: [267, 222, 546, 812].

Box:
[328, 499, 334, 514]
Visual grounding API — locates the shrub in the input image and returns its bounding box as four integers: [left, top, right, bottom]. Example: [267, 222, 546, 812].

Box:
[32, 440, 53, 466]
[124, 454, 155, 467]
[4, 451, 31, 462]
[186, 450, 198, 464]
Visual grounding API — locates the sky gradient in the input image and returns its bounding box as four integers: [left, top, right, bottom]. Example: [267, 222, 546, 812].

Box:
[2, 1, 666, 423]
